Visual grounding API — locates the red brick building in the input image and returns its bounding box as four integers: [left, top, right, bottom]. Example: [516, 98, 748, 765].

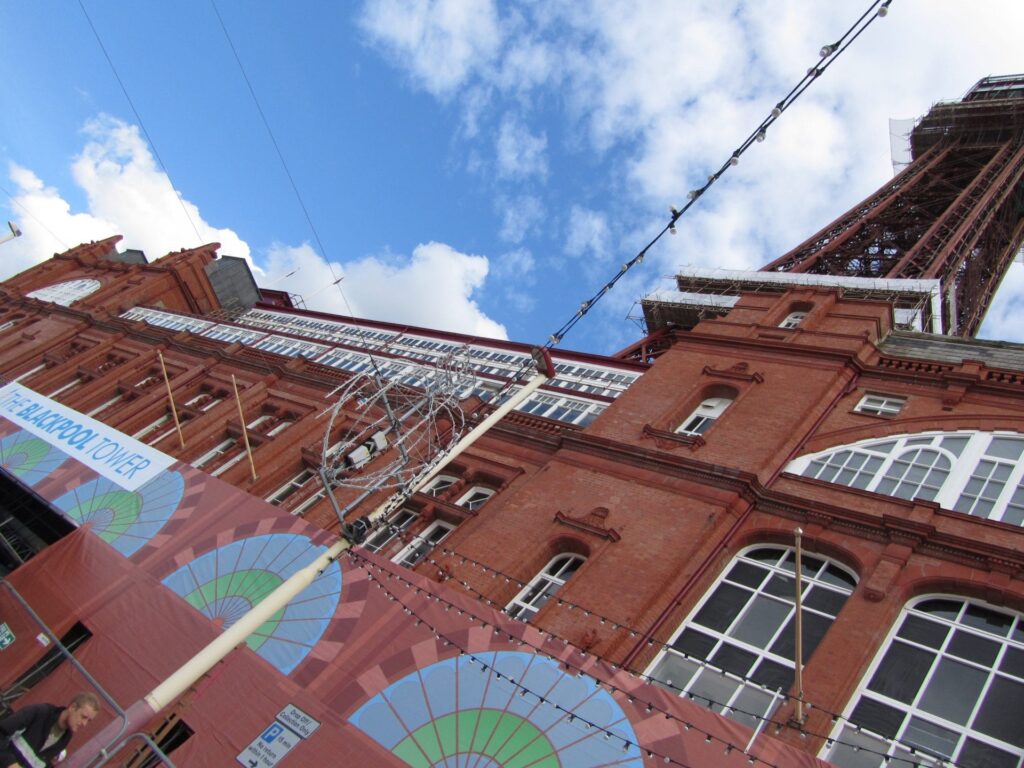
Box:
[1, 231, 1022, 768]
[2, 77, 1023, 768]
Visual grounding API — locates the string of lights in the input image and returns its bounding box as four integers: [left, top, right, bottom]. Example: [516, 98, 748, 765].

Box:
[76, 0, 205, 247]
[346, 549, 952, 768]
[425, 542, 960, 768]
[538, 0, 894, 353]
[348, 549, 776, 768]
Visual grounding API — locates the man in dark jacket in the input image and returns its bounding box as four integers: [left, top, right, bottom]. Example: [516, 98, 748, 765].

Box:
[0, 693, 100, 767]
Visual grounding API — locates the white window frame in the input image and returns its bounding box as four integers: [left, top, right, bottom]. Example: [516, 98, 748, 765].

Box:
[27, 278, 102, 306]
[210, 448, 247, 477]
[47, 376, 83, 399]
[265, 469, 315, 506]
[855, 393, 906, 417]
[505, 554, 585, 622]
[456, 486, 495, 511]
[132, 414, 172, 441]
[12, 363, 46, 383]
[645, 545, 856, 730]
[788, 431, 1024, 527]
[192, 438, 236, 470]
[824, 596, 1024, 768]
[85, 394, 123, 417]
[185, 393, 222, 412]
[148, 417, 189, 446]
[424, 475, 457, 497]
[363, 509, 419, 554]
[291, 488, 327, 516]
[266, 420, 293, 437]
[392, 520, 454, 568]
[676, 396, 733, 436]
[778, 311, 808, 329]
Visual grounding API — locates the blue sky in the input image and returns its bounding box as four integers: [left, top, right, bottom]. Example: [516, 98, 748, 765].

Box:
[2, 1, 1023, 355]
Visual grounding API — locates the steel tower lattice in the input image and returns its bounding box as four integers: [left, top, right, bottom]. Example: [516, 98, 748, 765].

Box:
[761, 75, 1024, 337]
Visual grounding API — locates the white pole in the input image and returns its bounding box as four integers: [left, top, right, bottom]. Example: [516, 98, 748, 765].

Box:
[793, 527, 805, 725]
[66, 352, 555, 767]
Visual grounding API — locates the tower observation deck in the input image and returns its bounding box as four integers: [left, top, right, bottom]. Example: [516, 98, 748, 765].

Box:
[642, 74, 1024, 338]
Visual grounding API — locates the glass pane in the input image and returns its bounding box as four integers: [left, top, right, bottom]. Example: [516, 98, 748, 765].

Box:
[726, 561, 767, 588]
[916, 599, 963, 621]
[940, 435, 970, 456]
[710, 643, 757, 677]
[897, 615, 949, 649]
[917, 658, 986, 724]
[728, 686, 777, 731]
[687, 668, 740, 711]
[672, 629, 716, 659]
[828, 727, 892, 768]
[821, 564, 858, 590]
[947, 630, 1000, 666]
[866, 642, 934, 703]
[745, 548, 785, 564]
[650, 654, 699, 694]
[769, 611, 831, 661]
[973, 677, 1024, 747]
[987, 437, 1024, 460]
[999, 646, 1024, 679]
[957, 737, 1019, 768]
[693, 583, 750, 632]
[850, 696, 905, 739]
[732, 596, 791, 648]
[749, 659, 792, 692]
[962, 605, 1013, 636]
[763, 574, 796, 601]
[903, 716, 958, 760]
[804, 586, 849, 616]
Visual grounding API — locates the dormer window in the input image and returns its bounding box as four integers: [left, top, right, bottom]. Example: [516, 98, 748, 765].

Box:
[779, 311, 807, 329]
[855, 393, 906, 417]
[676, 397, 732, 436]
[424, 475, 457, 497]
[456, 486, 495, 511]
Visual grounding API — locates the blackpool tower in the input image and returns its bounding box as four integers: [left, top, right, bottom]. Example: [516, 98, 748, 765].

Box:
[641, 74, 1024, 342]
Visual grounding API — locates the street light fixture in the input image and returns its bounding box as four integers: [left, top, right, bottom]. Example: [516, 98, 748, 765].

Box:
[0, 221, 22, 247]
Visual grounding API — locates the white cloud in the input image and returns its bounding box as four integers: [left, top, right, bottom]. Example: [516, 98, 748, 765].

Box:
[358, 0, 502, 98]
[360, 0, 1024, 344]
[3, 116, 252, 279]
[498, 194, 544, 243]
[3, 117, 509, 340]
[495, 115, 548, 179]
[564, 206, 611, 263]
[265, 241, 508, 339]
[489, 247, 536, 313]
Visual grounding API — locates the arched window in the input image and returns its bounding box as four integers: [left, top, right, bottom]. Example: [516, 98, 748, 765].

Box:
[424, 475, 458, 497]
[676, 397, 733, 436]
[788, 432, 1024, 526]
[779, 311, 807, 329]
[26, 278, 102, 306]
[505, 554, 585, 621]
[646, 546, 856, 729]
[825, 597, 1024, 768]
[456, 486, 495, 510]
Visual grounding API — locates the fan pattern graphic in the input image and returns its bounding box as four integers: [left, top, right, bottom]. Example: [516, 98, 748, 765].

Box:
[0, 430, 69, 485]
[52, 470, 185, 557]
[161, 533, 342, 674]
[349, 651, 644, 767]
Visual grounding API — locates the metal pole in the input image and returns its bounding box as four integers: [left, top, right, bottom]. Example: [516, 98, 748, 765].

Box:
[156, 351, 185, 449]
[231, 375, 257, 482]
[793, 527, 805, 725]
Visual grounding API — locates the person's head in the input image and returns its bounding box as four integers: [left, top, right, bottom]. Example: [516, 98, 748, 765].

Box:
[59, 692, 101, 733]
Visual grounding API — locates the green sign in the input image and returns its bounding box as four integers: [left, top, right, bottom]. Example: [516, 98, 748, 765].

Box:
[0, 622, 14, 650]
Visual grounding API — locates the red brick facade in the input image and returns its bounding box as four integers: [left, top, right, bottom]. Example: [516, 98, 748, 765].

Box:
[2, 241, 1022, 766]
